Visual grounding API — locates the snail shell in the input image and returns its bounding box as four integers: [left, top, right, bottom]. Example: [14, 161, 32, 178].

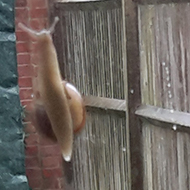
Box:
[33, 81, 86, 141]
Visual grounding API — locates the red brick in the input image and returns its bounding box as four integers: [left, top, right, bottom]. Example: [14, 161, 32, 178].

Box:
[15, 3, 66, 190]
[19, 87, 33, 100]
[39, 145, 61, 157]
[42, 168, 63, 178]
[25, 133, 39, 145]
[25, 156, 40, 168]
[18, 64, 33, 77]
[42, 178, 61, 189]
[26, 168, 41, 178]
[16, 42, 30, 53]
[42, 156, 61, 168]
[25, 145, 38, 157]
[18, 77, 32, 87]
[28, 177, 42, 189]
[16, 31, 29, 42]
[15, 0, 27, 7]
[29, 8, 48, 18]
[17, 53, 30, 65]
[15, 8, 29, 28]
[28, 0, 47, 9]
[30, 18, 48, 30]
[39, 136, 57, 146]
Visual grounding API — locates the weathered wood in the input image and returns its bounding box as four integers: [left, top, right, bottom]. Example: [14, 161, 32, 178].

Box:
[55, 0, 121, 11]
[136, 104, 190, 127]
[137, 0, 190, 5]
[52, 8, 66, 79]
[139, 3, 190, 111]
[55, 5, 125, 99]
[121, 0, 132, 188]
[53, 1, 130, 189]
[139, 3, 190, 190]
[84, 96, 126, 112]
[69, 110, 128, 190]
[122, 0, 143, 189]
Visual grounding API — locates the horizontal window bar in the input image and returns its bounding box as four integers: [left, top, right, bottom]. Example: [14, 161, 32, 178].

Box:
[135, 104, 190, 127]
[136, 0, 190, 5]
[55, 0, 121, 11]
[84, 96, 126, 112]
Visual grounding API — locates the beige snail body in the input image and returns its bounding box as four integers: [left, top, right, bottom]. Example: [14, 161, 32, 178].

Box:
[18, 17, 86, 162]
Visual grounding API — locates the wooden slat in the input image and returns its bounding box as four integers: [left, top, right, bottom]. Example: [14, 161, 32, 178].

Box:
[136, 105, 190, 127]
[84, 96, 126, 112]
[71, 110, 128, 190]
[52, 1, 130, 189]
[55, 0, 121, 11]
[122, 0, 143, 189]
[138, 4, 190, 190]
[121, 0, 132, 188]
[136, 0, 190, 5]
[57, 7, 124, 99]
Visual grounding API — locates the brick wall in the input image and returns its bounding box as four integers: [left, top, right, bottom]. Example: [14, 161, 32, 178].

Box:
[15, 0, 64, 189]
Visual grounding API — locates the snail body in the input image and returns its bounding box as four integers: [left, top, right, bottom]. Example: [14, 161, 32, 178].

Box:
[18, 17, 85, 162]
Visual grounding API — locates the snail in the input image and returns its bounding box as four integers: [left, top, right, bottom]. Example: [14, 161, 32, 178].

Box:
[18, 17, 86, 162]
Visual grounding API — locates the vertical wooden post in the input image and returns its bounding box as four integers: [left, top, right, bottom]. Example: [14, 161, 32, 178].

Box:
[122, 0, 143, 189]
